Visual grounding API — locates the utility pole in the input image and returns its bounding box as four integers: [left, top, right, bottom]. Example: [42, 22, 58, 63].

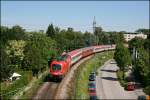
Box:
[93, 16, 97, 72]
[93, 16, 96, 45]
[93, 16, 96, 35]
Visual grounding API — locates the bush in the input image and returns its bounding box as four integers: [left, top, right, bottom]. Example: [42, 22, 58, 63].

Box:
[144, 86, 150, 95]
[117, 70, 128, 88]
[0, 71, 32, 99]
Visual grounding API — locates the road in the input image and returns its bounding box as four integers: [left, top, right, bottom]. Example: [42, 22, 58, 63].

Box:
[96, 59, 138, 99]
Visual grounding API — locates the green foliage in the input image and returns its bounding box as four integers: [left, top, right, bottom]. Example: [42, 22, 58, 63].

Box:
[144, 37, 150, 51]
[83, 31, 96, 46]
[0, 24, 127, 81]
[73, 51, 114, 99]
[117, 70, 128, 87]
[46, 24, 55, 38]
[55, 29, 84, 52]
[20, 70, 49, 99]
[129, 37, 145, 49]
[136, 28, 150, 35]
[128, 36, 150, 94]
[23, 33, 57, 76]
[144, 86, 150, 95]
[95, 31, 125, 45]
[0, 45, 13, 81]
[134, 48, 149, 87]
[114, 43, 131, 71]
[114, 42, 131, 79]
[94, 27, 102, 36]
[0, 25, 26, 41]
[0, 71, 32, 99]
[6, 40, 26, 70]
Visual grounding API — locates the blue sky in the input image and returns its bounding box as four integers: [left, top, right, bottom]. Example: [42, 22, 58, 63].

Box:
[1, 1, 149, 32]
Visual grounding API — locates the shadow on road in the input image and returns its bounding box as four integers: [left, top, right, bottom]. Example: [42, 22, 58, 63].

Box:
[101, 69, 117, 73]
[101, 77, 118, 81]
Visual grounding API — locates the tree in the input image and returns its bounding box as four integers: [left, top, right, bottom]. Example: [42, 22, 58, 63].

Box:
[94, 27, 103, 45]
[1, 25, 26, 42]
[54, 27, 60, 34]
[134, 48, 149, 87]
[128, 36, 149, 91]
[67, 27, 73, 32]
[46, 24, 55, 38]
[11, 25, 26, 40]
[0, 45, 13, 81]
[136, 28, 150, 35]
[94, 27, 102, 36]
[23, 32, 57, 76]
[83, 31, 96, 46]
[6, 40, 26, 70]
[144, 36, 150, 51]
[128, 37, 145, 49]
[114, 43, 131, 79]
[0, 26, 10, 45]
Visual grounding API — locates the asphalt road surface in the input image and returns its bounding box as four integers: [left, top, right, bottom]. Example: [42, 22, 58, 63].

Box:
[96, 59, 138, 99]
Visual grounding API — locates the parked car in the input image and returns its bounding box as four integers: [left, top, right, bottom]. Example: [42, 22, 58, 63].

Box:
[89, 88, 96, 96]
[127, 82, 135, 91]
[137, 95, 146, 100]
[90, 95, 97, 100]
[88, 81, 96, 89]
[90, 72, 96, 76]
[89, 74, 95, 81]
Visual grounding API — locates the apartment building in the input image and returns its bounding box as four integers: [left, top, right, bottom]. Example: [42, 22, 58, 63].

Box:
[124, 32, 147, 42]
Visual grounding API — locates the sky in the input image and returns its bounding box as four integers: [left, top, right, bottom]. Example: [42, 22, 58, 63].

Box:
[1, 1, 149, 32]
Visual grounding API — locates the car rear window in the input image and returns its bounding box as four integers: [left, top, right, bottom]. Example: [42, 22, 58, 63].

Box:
[89, 89, 96, 92]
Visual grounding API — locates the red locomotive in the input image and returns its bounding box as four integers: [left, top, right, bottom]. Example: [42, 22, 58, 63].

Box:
[50, 45, 115, 79]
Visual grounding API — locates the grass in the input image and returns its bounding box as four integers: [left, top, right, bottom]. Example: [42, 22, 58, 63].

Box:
[19, 70, 49, 99]
[0, 71, 32, 99]
[143, 86, 150, 95]
[0, 69, 49, 99]
[116, 70, 128, 88]
[71, 51, 114, 99]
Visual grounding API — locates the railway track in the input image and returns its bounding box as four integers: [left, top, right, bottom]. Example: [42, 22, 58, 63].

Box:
[32, 51, 115, 99]
[32, 55, 93, 99]
[33, 81, 59, 99]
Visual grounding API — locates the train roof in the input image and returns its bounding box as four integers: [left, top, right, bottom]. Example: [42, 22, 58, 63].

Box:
[68, 49, 82, 56]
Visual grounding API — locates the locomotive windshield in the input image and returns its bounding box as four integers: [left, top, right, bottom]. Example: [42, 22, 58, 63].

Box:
[57, 54, 68, 61]
[52, 64, 61, 71]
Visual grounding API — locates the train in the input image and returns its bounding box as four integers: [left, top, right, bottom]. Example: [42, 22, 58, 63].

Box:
[49, 45, 116, 79]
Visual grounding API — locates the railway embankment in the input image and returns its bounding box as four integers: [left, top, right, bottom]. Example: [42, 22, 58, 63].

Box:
[69, 51, 114, 99]
[53, 51, 114, 99]
[13, 51, 113, 99]
[15, 70, 49, 99]
[54, 55, 93, 99]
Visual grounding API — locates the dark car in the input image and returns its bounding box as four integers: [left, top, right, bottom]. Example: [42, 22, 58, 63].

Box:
[137, 95, 146, 100]
[88, 81, 96, 89]
[89, 74, 95, 81]
[89, 88, 96, 96]
[90, 72, 96, 76]
[90, 95, 97, 100]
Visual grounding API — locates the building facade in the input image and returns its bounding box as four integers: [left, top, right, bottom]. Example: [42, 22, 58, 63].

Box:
[124, 32, 147, 42]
